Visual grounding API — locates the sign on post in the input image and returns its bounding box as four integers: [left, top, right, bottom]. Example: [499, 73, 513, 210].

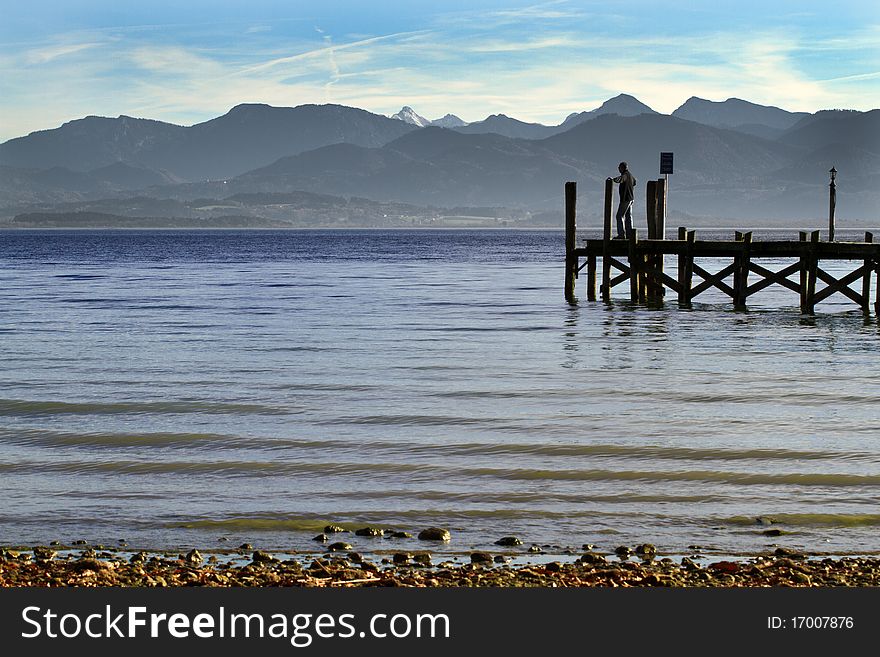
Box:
[660, 152, 674, 175]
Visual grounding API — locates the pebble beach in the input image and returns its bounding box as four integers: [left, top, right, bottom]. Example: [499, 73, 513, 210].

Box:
[3, 537, 880, 588]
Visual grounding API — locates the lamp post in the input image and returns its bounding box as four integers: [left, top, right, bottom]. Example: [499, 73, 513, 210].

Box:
[829, 166, 837, 242]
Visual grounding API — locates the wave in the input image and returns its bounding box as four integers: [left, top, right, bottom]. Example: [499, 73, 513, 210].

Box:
[2, 456, 877, 488]
[724, 514, 880, 527]
[167, 507, 658, 531]
[0, 398, 287, 416]
[462, 467, 880, 486]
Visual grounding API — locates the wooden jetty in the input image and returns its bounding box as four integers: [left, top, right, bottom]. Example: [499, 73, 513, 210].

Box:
[564, 179, 880, 314]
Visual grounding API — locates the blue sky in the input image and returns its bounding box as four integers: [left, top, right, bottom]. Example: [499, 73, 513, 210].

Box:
[1, 0, 878, 141]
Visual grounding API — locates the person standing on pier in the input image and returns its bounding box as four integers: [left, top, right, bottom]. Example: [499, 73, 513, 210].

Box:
[609, 161, 637, 239]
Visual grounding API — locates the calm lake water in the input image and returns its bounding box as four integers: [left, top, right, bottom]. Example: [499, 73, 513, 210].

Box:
[1, 228, 879, 559]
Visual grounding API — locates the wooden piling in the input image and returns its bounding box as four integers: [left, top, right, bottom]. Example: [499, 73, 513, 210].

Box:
[656, 179, 667, 241]
[680, 230, 695, 305]
[601, 178, 613, 301]
[734, 231, 743, 305]
[644, 180, 656, 298]
[677, 227, 686, 304]
[876, 257, 880, 317]
[646, 180, 658, 239]
[628, 228, 639, 302]
[587, 255, 597, 301]
[655, 179, 667, 299]
[734, 231, 752, 308]
[564, 181, 577, 303]
[805, 230, 820, 313]
[863, 232, 873, 312]
[799, 231, 808, 312]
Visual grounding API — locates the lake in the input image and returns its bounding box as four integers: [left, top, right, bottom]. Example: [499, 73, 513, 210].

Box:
[1, 228, 879, 559]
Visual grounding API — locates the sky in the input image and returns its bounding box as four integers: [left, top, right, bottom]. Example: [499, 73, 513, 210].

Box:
[0, 0, 878, 142]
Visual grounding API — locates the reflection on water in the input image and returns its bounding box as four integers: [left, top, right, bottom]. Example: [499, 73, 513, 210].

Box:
[0, 229, 879, 558]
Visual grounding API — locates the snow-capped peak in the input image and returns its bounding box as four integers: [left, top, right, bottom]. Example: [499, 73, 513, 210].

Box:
[391, 106, 431, 127]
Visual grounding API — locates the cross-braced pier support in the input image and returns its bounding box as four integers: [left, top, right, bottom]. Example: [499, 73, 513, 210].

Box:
[564, 181, 880, 314]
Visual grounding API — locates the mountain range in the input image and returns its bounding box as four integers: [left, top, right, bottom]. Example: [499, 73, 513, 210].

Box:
[1, 94, 878, 227]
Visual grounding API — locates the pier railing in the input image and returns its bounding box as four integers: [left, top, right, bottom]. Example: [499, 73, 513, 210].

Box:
[564, 180, 879, 314]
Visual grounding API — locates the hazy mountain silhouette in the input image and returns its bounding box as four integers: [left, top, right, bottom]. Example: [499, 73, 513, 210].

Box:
[453, 114, 558, 139]
[228, 129, 588, 207]
[2, 97, 878, 224]
[0, 161, 181, 208]
[200, 114, 801, 209]
[558, 93, 658, 131]
[0, 103, 416, 181]
[778, 109, 880, 153]
[89, 162, 182, 189]
[431, 114, 468, 128]
[456, 94, 658, 138]
[0, 115, 186, 172]
[671, 97, 810, 141]
[544, 113, 801, 185]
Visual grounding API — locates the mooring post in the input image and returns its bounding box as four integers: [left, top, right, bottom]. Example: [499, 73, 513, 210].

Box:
[799, 231, 809, 312]
[587, 255, 597, 301]
[863, 232, 873, 313]
[805, 230, 820, 313]
[734, 231, 743, 306]
[734, 231, 752, 308]
[875, 254, 880, 317]
[655, 178, 667, 298]
[646, 180, 658, 239]
[639, 252, 648, 302]
[645, 181, 657, 299]
[564, 181, 577, 303]
[602, 178, 613, 301]
[677, 226, 687, 305]
[682, 230, 695, 305]
[628, 229, 640, 302]
[829, 167, 837, 242]
[656, 178, 667, 241]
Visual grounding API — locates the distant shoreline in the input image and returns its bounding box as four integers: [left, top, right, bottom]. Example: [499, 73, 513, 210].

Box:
[1, 225, 877, 232]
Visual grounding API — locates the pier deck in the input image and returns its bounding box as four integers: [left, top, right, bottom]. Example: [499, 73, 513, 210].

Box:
[563, 180, 879, 313]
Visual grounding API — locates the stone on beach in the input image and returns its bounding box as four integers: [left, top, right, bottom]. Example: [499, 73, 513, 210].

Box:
[418, 527, 451, 541]
[494, 536, 523, 546]
[413, 553, 432, 566]
[635, 544, 656, 558]
[33, 546, 56, 561]
[252, 550, 278, 564]
[355, 527, 384, 537]
[185, 549, 203, 565]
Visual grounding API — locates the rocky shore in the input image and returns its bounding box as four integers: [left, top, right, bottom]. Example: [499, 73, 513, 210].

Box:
[3, 543, 880, 587]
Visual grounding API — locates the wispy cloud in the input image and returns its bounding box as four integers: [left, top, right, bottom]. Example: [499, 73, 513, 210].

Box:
[487, 0, 585, 22]
[23, 42, 102, 65]
[238, 30, 429, 75]
[822, 71, 880, 83]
